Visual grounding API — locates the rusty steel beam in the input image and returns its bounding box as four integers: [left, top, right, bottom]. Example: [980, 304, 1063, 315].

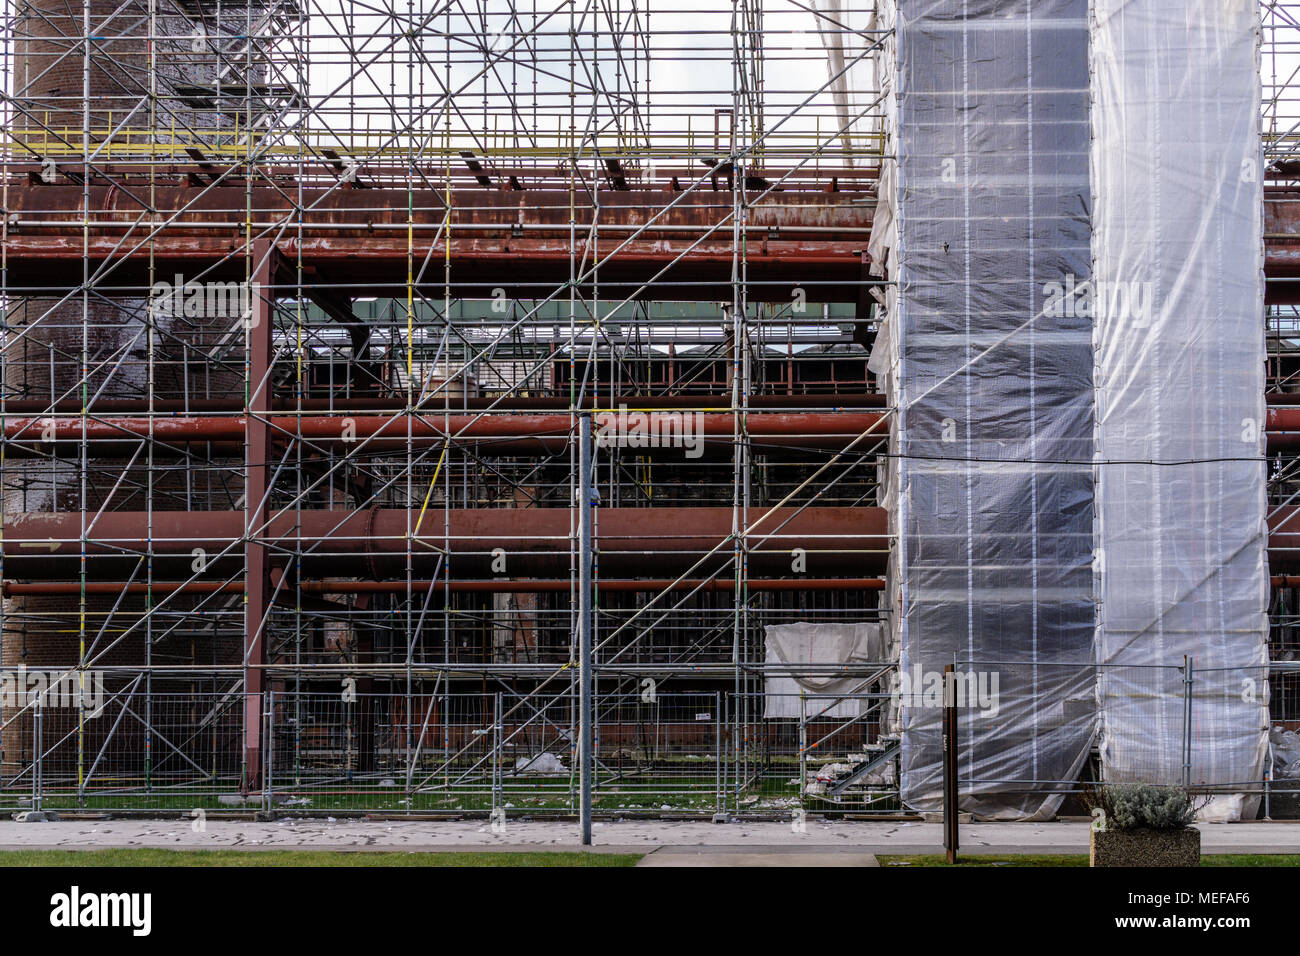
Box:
[4, 186, 1300, 299]
[2, 161, 880, 187]
[22, 571, 1300, 594]
[2, 185, 871, 238]
[8, 505, 1300, 575]
[2, 581, 244, 596]
[1, 577, 888, 598]
[1267, 406, 1300, 448]
[1266, 506, 1300, 571]
[0, 185, 874, 301]
[0, 506, 889, 578]
[0, 394, 890, 415]
[1266, 189, 1300, 303]
[0, 235, 861, 301]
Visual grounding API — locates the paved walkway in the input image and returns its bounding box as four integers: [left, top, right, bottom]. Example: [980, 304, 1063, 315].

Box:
[637, 846, 880, 866]
[0, 818, 1297, 856]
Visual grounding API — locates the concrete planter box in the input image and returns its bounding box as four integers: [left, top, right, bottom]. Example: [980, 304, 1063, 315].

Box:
[1089, 828, 1200, 867]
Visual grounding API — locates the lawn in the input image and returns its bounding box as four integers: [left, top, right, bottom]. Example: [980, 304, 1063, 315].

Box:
[0, 848, 642, 867]
[879, 854, 1300, 867]
[8, 769, 808, 815]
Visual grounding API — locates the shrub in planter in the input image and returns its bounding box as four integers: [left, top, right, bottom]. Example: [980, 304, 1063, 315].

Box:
[1086, 784, 1202, 867]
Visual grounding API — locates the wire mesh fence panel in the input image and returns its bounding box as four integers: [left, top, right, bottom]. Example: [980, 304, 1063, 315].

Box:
[1183, 663, 1274, 820]
[585, 692, 722, 814]
[3, 664, 1298, 817]
[954, 660, 1288, 817]
[2, 686, 244, 813]
[0, 685, 900, 816]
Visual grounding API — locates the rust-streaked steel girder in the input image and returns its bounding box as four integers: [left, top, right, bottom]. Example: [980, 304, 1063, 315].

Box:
[10, 505, 1300, 575]
[1, 577, 888, 597]
[1267, 405, 1300, 448]
[0, 394, 889, 414]
[0, 506, 890, 578]
[1266, 189, 1300, 303]
[0, 185, 873, 301]
[6, 184, 1300, 300]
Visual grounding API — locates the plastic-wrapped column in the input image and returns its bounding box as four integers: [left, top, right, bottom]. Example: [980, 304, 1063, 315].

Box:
[872, 0, 1097, 819]
[1091, 0, 1269, 820]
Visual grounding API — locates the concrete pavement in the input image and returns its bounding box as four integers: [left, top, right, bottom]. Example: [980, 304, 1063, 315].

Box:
[0, 818, 1296, 856]
[636, 846, 880, 866]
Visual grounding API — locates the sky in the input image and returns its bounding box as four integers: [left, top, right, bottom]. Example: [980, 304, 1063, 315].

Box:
[264, 0, 877, 161]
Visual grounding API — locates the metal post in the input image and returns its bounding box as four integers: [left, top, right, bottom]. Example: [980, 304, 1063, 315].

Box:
[1182, 656, 1193, 789]
[264, 690, 274, 812]
[1266, 744, 1273, 821]
[493, 691, 502, 813]
[943, 664, 959, 864]
[798, 690, 807, 814]
[722, 693, 730, 815]
[578, 412, 594, 845]
[715, 691, 722, 814]
[32, 700, 42, 813]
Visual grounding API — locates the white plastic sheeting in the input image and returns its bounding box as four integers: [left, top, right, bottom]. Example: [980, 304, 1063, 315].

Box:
[512, 753, 568, 775]
[1272, 729, 1300, 779]
[763, 623, 885, 719]
[870, 0, 1097, 820]
[1091, 0, 1270, 820]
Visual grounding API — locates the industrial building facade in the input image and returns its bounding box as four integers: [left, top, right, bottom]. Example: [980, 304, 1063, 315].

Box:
[0, 0, 1298, 821]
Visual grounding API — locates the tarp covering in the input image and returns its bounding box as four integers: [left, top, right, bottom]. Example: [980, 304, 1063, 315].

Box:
[1272, 728, 1300, 780]
[763, 623, 885, 719]
[1091, 0, 1270, 819]
[871, 0, 1097, 819]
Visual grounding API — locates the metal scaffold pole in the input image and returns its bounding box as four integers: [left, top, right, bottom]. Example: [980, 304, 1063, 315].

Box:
[578, 412, 594, 845]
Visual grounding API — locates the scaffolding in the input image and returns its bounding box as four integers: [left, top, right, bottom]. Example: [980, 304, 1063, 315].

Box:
[0, 0, 900, 819]
[0, 0, 1298, 822]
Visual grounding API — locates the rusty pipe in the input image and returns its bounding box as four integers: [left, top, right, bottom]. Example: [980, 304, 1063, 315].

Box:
[16, 405, 1300, 453]
[0, 412, 885, 450]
